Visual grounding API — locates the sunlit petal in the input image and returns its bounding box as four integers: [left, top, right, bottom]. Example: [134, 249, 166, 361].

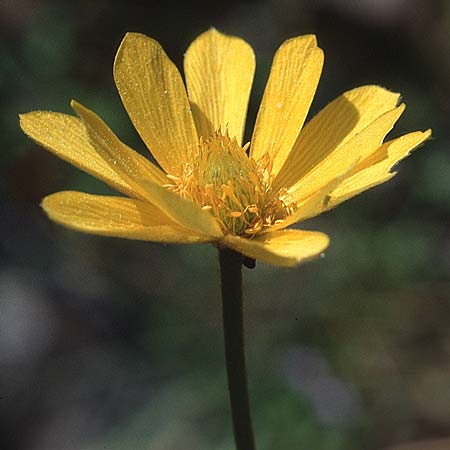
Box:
[114, 32, 198, 173]
[285, 104, 405, 201]
[21, 31, 430, 253]
[275, 85, 401, 189]
[251, 35, 323, 175]
[71, 101, 166, 198]
[328, 129, 432, 207]
[184, 28, 255, 145]
[42, 191, 212, 243]
[140, 179, 223, 238]
[268, 159, 358, 232]
[72, 101, 223, 239]
[223, 229, 329, 267]
[19, 111, 164, 198]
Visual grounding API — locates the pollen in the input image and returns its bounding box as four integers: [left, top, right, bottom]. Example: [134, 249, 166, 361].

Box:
[165, 130, 297, 236]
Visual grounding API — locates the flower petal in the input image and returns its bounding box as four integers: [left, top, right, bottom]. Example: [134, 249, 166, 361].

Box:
[42, 191, 212, 243]
[275, 85, 401, 190]
[139, 179, 223, 238]
[114, 32, 198, 173]
[223, 229, 329, 267]
[71, 101, 166, 198]
[267, 159, 358, 232]
[250, 35, 323, 175]
[328, 129, 432, 207]
[72, 101, 223, 239]
[19, 111, 165, 198]
[284, 104, 405, 201]
[184, 28, 255, 145]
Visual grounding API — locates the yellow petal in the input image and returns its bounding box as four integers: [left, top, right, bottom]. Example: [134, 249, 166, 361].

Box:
[267, 159, 358, 232]
[71, 101, 166, 198]
[285, 104, 405, 201]
[329, 129, 432, 207]
[19, 111, 164, 198]
[42, 191, 212, 243]
[139, 179, 223, 238]
[223, 229, 329, 267]
[184, 28, 255, 145]
[72, 101, 223, 239]
[113, 32, 198, 173]
[275, 85, 401, 190]
[250, 35, 323, 175]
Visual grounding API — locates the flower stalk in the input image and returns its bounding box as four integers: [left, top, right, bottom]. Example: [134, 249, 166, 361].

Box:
[219, 247, 256, 450]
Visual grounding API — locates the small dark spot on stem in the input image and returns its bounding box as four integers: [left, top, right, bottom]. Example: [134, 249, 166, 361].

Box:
[243, 256, 256, 269]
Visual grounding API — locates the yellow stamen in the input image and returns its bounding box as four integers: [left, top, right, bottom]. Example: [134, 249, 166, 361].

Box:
[166, 130, 296, 236]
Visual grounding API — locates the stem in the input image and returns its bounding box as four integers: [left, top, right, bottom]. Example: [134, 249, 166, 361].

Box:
[219, 247, 256, 450]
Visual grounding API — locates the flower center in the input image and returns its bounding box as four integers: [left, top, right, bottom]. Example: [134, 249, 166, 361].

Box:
[166, 130, 296, 236]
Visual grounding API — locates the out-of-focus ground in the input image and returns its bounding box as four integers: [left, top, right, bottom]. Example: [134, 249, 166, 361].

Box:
[1, 1, 450, 449]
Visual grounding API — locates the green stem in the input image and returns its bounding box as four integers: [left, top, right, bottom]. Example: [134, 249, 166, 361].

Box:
[219, 247, 256, 450]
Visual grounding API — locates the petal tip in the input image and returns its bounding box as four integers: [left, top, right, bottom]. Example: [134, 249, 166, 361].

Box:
[70, 99, 81, 111]
[70, 101, 96, 124]
[18, 111, 41, 134]
[114, 32, 160, 73]
[18, 112, 28, 129]
[346, 85, 401, 103]
[288, 34, 318, 46]
[189, 27, 254, 57]
[121, 31, 150, 44]
[40, 196, 49, 210]
[206, 26, 220, 35]
[40, 193, 56, 215]
[18, 110, 36, 122]
[70, 100, 93, 124]
[201, 27, 235, 39]
[279, 34, 321, 54]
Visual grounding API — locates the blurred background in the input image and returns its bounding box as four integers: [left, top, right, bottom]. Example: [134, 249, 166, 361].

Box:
[1, 0, 450, 449]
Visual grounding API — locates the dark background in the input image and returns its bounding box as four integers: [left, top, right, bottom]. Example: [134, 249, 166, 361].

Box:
[1, 1, 450, 449]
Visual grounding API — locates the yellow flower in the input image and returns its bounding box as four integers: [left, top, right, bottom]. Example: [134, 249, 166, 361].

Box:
[20, 29, 431, 266]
